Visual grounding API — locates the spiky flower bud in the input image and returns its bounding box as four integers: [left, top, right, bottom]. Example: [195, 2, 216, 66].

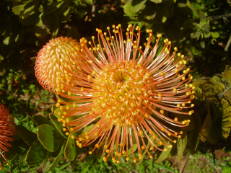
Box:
[35, 37, 82, 93]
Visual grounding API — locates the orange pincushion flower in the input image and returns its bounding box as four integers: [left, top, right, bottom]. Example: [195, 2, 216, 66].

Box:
[35, 37, 82, 93]
[48, 25, 194, 162]
[0, 104, 14, 159]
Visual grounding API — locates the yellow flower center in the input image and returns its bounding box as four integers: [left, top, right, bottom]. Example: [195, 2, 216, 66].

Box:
[92, 61, 154, 126]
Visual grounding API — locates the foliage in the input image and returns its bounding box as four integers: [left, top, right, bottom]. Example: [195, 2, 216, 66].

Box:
[0, 0, 231, 172]
[123, 0, 231, 75]
[194, 66, 231, 142]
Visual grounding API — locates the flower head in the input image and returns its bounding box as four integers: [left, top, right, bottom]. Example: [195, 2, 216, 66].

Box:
[0, 104, 15, 159]
[35, 37, 82, 93]
[50, 25, 194, 162]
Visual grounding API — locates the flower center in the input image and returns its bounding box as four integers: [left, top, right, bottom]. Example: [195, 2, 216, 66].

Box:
[92, 61, 154, 126]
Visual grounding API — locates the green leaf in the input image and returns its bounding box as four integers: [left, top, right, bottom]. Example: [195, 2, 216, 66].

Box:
[150, 0, 162, 3]
[222, 67, 231, 82]
[211, 32, 219, 39]
[0, 55, 4, 62]
[16, 125, 36, 146]
[12, 4, 26, 16]
[25, 141, 47, 166]
[3, 36, 10, 45]
[64, 136, 77, 161]
[155, 145, 172, 163]
[85, 0, 93, 5]
[49, 114, 66, 138]
[200, 41, 205, 48]
[123, 0, 147, 19]
[33, 115, 49, 126]
[37, 124, 55, 152]
[44, 145, 65, 172]
[162, 16, 167, 23]
[177, 136, 187, 159]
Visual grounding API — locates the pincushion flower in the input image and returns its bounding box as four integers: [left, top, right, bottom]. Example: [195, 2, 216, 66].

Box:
[39, 24, 194, 162]
[35, 37, 82, 93]
[0, 104, 15, 160]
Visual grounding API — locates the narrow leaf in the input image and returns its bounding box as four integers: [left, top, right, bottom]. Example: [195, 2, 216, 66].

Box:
[155, 145, 172, 163]
[64, 135, 77, 161]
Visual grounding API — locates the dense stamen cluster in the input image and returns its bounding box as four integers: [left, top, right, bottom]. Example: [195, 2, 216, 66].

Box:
[91, 61, 154, 126]
[36, 24, 194, 162]
[0, 104, 15, 160]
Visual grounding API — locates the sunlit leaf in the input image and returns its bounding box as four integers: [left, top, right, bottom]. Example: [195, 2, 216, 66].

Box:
[211, 32, 219, 39]
[12, 4, 26, 16]
[123, 0, 147, 19]
[177, 136, 187, 159]
[3, 36, 10, 45]
[150, 0, 162, 3]
[155, 145, 172, 163]
[85, 0, 93, 5]
[162, 16, 167, 23]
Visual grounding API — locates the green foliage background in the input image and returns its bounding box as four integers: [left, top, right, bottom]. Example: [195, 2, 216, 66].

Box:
[0, 0, 231, 172]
